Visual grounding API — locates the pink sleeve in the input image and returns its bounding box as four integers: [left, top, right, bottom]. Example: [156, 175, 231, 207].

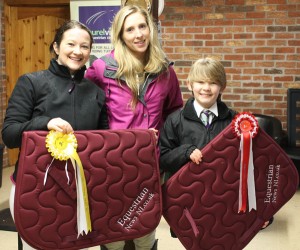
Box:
[163, 66, 183, 120]
[85, 59, 105, 89]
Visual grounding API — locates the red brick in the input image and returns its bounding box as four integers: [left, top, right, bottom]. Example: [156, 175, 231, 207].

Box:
[275, 47, 295, 53]
[194, 34, 213, 40]
[186, 27, 204, 33]
[215, 33, 233, 39]
[268, 0, 289, 4]
[205, 41, 224, 46]
[256, 5, 276, 12]
[276, 18, 297, 25]
[267, 40, 287, 46]
[215, 20, 234, 26]
[244, 69, 263, 74]
[232, 75, 252, 81]
[255, 47, 274, 53]
[288, 11, 300, 17]
[176, 20, 194, 27]
[275, 33, 295, 39]
[246, 12, 266, 18]
[224, 12, 246, 19]
[185, 41, 204, 47]
[175, 34, 193, 40]
[226, 0, 245, 5]
[288, 40, 300, 46]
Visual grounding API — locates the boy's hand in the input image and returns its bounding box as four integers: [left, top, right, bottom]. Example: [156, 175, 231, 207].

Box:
[190, 148, 203, 165]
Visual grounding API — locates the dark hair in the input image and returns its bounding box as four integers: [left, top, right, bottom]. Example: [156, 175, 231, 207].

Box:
[49, 20, 94, 59]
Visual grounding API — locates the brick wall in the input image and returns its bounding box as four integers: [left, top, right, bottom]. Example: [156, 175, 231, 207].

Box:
[159, 0, 300, 128]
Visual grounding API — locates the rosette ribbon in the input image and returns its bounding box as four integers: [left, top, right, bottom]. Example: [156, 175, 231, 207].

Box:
[44, 130, 92, 237]
[232, 113, 259, 213]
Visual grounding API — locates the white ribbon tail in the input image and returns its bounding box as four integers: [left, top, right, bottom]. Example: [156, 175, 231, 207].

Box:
[70, 157, 89, 237]
[247, 137, 256, 211]
[65, 161, 70, 185]
[43, 158, 55, 186]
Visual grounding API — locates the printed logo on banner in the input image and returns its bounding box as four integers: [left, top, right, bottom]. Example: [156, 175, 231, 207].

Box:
[78, 5, 120, 66]
[79, 6, 120, 44]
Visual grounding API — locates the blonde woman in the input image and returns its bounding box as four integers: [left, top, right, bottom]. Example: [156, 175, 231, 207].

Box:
[85, 5, 183, 250]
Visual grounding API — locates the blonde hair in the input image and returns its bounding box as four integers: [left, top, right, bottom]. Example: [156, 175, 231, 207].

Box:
[111, 5, 169, 107]
[187, 57, 227, 90]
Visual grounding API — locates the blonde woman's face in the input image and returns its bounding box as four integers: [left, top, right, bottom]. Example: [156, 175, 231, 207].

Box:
[121, 12, 150, 61]
[188, 80, 223, 109]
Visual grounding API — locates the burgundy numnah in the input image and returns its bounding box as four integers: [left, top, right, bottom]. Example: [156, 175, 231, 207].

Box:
[162, 124, 298, 250]
[15, 129, 161, 250]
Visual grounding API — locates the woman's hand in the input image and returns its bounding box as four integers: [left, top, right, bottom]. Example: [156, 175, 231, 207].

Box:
[190, 148, 203, 165]
[149, 128, 158, 142]
[47, 118, 74, 134]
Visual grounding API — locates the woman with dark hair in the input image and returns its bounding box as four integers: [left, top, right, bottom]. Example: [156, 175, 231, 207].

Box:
[2, 20, 108, 250]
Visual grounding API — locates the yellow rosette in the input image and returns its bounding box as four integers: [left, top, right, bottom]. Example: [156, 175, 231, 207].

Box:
[45, 130, 92, 237]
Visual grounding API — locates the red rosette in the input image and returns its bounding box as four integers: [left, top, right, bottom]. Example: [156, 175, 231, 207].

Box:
[232, 112, 259, 139]
[231, 112, 258, 213]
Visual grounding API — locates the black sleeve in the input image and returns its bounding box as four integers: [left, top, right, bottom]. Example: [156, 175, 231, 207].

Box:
[159, 114, 197, 175]
[1, 75, 50, 148]
[99, 103, 109, 129]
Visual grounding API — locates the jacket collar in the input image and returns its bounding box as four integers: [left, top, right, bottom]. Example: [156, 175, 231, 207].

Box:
[48, 58, 86, 81]
[101, 53, 159, 96]
[183, 98, 231, 122]
[101, 51, 172, 83]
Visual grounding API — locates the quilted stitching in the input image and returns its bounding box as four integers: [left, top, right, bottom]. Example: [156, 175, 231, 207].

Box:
[162, 125, 299, 250]
[15, 129, 161, 249]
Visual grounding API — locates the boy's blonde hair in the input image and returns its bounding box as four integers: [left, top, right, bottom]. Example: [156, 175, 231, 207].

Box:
[187, 58, 227, 90]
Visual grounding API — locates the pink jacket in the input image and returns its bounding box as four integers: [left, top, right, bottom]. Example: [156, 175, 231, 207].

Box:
[85, 51, 183, 130]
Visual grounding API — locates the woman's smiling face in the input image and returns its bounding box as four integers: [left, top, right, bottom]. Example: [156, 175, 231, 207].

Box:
[54, 27, 91, 74]
[121, 12, 150, 61]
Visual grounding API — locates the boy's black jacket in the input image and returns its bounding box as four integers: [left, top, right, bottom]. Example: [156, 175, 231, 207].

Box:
[159, 97, 237, 176]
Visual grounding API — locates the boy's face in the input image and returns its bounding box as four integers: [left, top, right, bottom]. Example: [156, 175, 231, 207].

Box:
[187, 80, 224, 109]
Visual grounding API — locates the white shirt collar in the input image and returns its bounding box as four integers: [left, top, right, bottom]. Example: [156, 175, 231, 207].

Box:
[193, 100, 219, 118]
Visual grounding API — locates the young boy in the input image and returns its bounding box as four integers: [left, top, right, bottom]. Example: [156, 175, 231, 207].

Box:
[159, 57, 237, 177]
[159, 57, 273, 232]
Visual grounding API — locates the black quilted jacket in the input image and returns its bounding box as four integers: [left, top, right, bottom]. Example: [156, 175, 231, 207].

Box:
[2, 59, 109, 180]
[159, 97, 237, 176]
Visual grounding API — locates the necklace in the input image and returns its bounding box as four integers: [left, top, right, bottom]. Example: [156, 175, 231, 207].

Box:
[136, 72, 146, 84]
[137, 72, 150, 96]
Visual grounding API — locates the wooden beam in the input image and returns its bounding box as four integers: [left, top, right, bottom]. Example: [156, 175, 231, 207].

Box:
[17, 7, 70, 20]
[5, 0, 69, 7]
[151, 0, 158, 23]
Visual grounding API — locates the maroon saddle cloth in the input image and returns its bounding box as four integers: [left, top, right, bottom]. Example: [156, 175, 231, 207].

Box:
[162, 122, 299, 250]
[15, 129, 161, 250]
